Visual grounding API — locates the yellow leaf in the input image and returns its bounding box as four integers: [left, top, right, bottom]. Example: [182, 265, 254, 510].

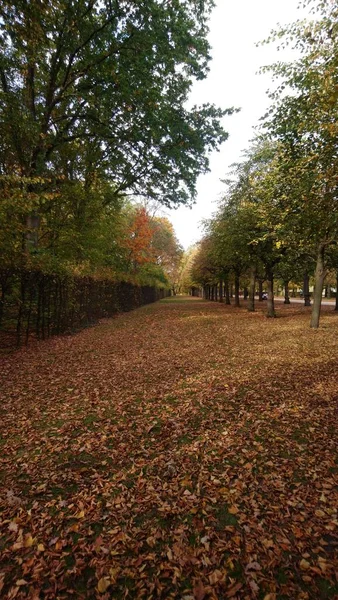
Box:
[24, 534, 34, 548]
[97, 577, 110, 593]
[109, 567, 120, 583]
[300, 559, 311, 570]
[75, 510, 85, 519]
[37, 544, 45, 552]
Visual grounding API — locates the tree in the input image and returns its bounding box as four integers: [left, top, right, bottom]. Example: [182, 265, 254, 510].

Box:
[261, 0, 338, 327]
[0, 0, 231, 209]
[151, 217, 183, 294]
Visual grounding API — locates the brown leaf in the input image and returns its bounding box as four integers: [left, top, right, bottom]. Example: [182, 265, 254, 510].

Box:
[193, 579, 206, 600]
[226, 582, 243, 597]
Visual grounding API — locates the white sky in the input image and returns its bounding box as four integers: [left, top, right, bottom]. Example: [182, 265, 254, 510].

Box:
[167, 0, 312, 249]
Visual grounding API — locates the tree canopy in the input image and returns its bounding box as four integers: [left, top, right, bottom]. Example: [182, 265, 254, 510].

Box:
[0, 0, 231, 206]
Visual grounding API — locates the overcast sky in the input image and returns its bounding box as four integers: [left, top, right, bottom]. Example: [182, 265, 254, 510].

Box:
[167, 0, 313, 249]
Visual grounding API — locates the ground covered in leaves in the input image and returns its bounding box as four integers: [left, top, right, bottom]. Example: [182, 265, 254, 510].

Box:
[1, 296, 338, 600]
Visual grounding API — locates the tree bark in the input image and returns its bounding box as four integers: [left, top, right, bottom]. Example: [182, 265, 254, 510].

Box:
[303, 272, 311, 306]
[224, 276, 231, 305]
[219, 280, 223, 302]
[335, 270, 338, 311]
[266, 268, 276, 318]
[248, 265, 256, 312]
[234, 273, 240, 307]
[310, 245, 326, 328]
[284, 280, 290, 304]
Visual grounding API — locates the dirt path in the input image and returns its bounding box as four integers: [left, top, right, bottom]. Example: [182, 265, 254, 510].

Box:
[1, 297, 338, 599]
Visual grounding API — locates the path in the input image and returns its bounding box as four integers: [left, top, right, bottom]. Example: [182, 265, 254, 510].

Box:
[0, 297, 337, 599]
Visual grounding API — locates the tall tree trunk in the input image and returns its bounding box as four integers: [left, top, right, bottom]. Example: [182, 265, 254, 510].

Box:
[266, 268, 276, 318]
[258, 279, 263, 301]
[234, 273, 240, 307]
[0, 278, 8, 327]
[327, 285, 331, 299]
[219, 280, 223, 302]
[224, 276, 231, 305]
[303, 272, 311, 306]
[284, 280, 290, 304]
[248, 265, 256, 312]
[243, 286, 249, 300]
[335, 270, 338, 311]
[310, 244, 326, 328]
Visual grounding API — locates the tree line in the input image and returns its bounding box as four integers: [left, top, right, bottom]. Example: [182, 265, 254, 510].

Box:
[0, 0, 231, 343]
[189, 0, 338, 328]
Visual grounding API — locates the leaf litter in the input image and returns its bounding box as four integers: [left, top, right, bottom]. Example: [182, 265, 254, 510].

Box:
[0, 297, 337, 599]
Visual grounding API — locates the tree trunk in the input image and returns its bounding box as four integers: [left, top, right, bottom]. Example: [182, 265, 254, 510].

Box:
[243, 286, 249, 300]
[310, 245, 326, 328]
[258, 280, 263, 301]
[335, 271, 338, 311]
[230, 284, 233, 298]
[284, 280, 290, 304]
[0, 279, 7, 327]
[234, 273, 240, 307]
[327, 285, 331, 299]
[248, 265, 256, 312]
[266, 268, 276, 318]
[303, 272, 311, 306]
[219, 280, 223, 302]
[224, 276, 231, 305]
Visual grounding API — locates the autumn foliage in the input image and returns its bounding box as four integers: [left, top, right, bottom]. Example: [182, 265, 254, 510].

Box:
[0, 297, 337, 599]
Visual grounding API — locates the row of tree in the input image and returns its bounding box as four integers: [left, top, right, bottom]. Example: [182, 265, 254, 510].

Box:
[0, 0, 231, 312]
[189, 0, 338, 328]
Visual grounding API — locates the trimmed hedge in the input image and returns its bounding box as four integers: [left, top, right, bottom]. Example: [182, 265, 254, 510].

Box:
[0, 270, 168, 348]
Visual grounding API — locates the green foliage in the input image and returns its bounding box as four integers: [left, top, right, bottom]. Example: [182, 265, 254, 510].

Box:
[0, 0, 231, 295]
[0, 0, 230, 205]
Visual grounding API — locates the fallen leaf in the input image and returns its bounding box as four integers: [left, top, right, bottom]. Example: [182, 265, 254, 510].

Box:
[24, 534, 34, 548]
[228, 506, 239, 514]
[226, 581, 243, 597]
[97, 577, 110, 593]
[193, 579, 205, 600]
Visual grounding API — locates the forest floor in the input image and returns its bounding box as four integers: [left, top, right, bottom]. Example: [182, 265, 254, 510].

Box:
[0, 296, 338, 600]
